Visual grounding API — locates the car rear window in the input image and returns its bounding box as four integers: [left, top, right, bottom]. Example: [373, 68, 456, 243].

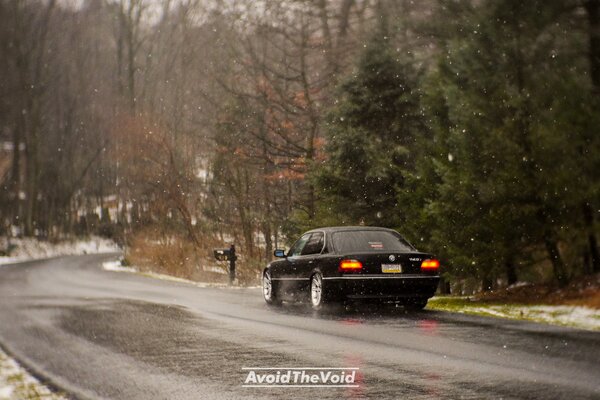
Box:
[331, 230, 415, 254]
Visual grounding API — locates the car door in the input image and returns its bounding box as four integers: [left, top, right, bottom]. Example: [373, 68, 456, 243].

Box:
[295, 232, 325, 293]
[278, 232, 326, 300]
[276, 233, 311, 299]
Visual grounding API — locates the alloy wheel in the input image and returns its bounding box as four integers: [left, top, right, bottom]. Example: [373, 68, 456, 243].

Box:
[311, 273, 323, 307]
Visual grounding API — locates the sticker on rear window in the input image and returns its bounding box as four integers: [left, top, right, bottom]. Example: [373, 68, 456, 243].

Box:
[368, 242, 384, 249]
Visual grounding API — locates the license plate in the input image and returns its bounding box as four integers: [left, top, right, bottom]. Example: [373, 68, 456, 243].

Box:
[381, 264, 403, 273]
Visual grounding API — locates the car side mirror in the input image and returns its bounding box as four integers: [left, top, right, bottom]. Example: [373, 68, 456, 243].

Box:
[274, 249, 286, 258]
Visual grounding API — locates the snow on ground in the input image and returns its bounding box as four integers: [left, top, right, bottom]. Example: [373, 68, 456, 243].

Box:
[101, 260, 136, 273]
[471, 304, 600, 331]
[0, 347, 66, 400]
[140, 270, 228, 287]
[0, 236, 120, 266]
[428, 297, 600, 331]
[202, 265, 227, 274]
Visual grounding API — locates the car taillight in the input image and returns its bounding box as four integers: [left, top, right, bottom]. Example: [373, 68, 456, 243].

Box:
[421, 259, 440, 271]
[339, 259, 362, 272]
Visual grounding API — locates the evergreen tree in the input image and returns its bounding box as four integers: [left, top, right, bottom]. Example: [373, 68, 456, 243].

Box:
[425, 0, 597, 288]
[305, 31, 425, 231]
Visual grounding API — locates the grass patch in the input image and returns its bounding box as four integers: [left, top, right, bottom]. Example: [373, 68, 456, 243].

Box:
[427, 296, 600, 331]
[0, 349, 67, 399]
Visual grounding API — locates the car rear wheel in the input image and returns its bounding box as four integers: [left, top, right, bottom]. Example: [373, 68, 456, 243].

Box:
[263, 270, 281, 306]
[310, 272, 326, 310]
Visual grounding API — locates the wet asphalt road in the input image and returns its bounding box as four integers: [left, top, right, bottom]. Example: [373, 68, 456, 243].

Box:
[0, 254, 598, 400]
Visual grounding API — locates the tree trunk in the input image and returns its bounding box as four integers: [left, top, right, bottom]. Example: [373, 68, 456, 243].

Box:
[239, 207, 254, 259]
[583, 248, 592, 275]
[505, 256, 518, 286]
[545, 236, 568, 286]
[262, 220, 272, 262]
[583, 203, 600, 273]
[481, 276, 493, 292]
[262, 181, 273, 261]
[10, 122, 21, 227]
[586, 0, 600, 91]
[233, 171, 254, 259]
[24, 139, 38, 236]
[584, 0, 600, 273]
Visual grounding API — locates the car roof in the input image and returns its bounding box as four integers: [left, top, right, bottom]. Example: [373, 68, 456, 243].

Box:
[305, 226, 398, 234]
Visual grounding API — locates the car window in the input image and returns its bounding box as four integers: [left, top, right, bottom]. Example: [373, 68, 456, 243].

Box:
[332, 230, 414, 254]
[288, 234, 311, 257]
[301, 232, 324, 256]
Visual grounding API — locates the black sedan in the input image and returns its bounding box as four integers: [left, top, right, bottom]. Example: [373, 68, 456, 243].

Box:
[262, 226, 440, 310]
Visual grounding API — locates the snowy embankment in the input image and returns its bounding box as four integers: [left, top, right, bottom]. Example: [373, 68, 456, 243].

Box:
[0, 236, 120, 266]
[0, 347, 66, 400]
[428, 297, 600, 331]
[102, 259, 259, 289]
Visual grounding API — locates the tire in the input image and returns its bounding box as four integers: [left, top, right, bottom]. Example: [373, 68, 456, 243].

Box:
[263, 270, 281, 306]
[404, 298, 428, 311]
[310, 272, 327, 311]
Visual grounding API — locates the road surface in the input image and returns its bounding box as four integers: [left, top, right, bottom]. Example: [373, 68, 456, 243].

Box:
[0, 254, 598, 399]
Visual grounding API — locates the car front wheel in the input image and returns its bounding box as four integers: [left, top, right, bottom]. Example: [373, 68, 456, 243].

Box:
[263, 270, 281, 306]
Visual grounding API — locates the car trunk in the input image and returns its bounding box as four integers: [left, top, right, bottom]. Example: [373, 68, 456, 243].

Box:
[340, 252, 431, 275]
